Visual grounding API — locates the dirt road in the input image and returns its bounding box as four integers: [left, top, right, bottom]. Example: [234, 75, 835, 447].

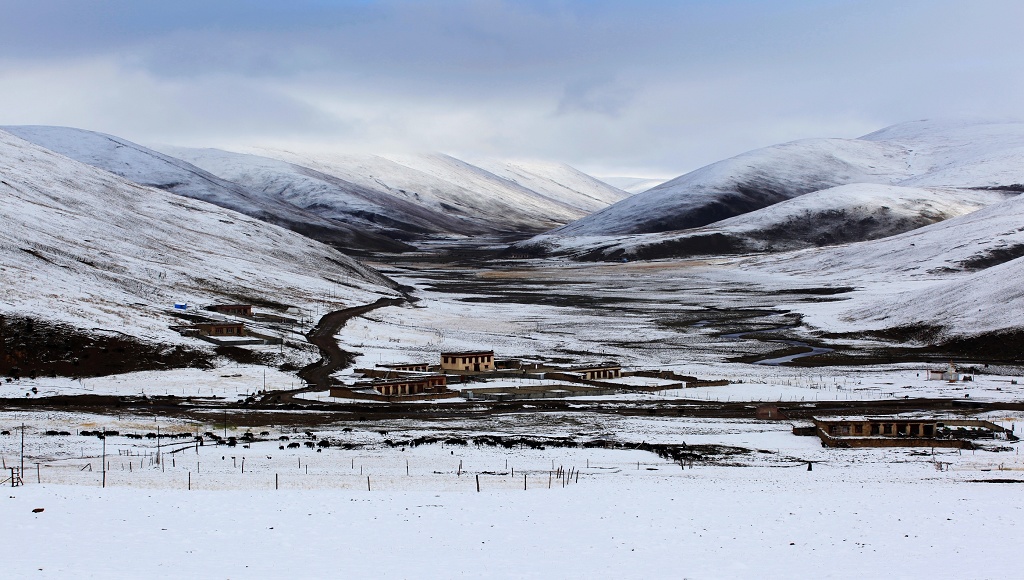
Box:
[296, 297, 405, 391]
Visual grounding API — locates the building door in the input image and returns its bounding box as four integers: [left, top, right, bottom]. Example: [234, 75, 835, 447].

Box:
[474, 363, 480, 372]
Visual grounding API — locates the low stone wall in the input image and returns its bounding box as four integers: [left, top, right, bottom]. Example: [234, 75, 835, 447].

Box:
[464, 385, 618, 401]
[327, 387, 460, 403]
[817, 431, 971, 449]
[625, 370, 699, 382]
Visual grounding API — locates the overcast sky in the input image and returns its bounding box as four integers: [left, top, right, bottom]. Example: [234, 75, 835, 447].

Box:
[2, 0, 1022, 177]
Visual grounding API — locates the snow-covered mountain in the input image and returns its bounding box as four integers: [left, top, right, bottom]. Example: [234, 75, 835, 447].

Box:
[549, 138, 913, 237]
[2, 126, 413, 253]
[597, 176, 667, 194]
[0, 129, 398, 345]
[519, 119, 1024, 259]
[228, 148, 631, 235]
[748, 184, 1024, 341]
[522, 184, 1010, 260]
[156, 146, 480, 240]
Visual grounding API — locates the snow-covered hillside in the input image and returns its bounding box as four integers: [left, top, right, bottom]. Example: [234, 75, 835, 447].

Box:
[157, 146, 479, 239]
[521, 119, 1024, 259]
[747, 189, 1024, 341]
[232, 148, 630, 235]
[469, 159, 631, 211]
[0, 129, 398, 344]
[3, 126, 411, 252]
[548, 138, 913, 237]
[521, 184, 1009, 260]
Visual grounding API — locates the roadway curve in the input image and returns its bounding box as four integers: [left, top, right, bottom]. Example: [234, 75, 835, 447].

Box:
[297, 297, 405, 391]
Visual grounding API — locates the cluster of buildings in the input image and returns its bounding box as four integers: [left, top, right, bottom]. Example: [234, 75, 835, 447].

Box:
[331, 349, 632, 401]
[171, 303, 296, 346]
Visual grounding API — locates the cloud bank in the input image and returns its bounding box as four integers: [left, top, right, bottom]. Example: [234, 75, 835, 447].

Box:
[2, 0, 1022, 176]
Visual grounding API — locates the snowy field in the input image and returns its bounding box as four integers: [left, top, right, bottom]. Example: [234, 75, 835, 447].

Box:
[0, 409, 1022, 579]
[0, 362, 305, 401]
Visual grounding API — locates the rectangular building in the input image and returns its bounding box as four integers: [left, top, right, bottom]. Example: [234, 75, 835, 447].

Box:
[358, 375, 448, 397]
[564, 363, 622, 380]
[440, 350, 495, 372]
[378, 362, 432, 372]
[195, 322, 246, 337]
[209, 304, 254, 317]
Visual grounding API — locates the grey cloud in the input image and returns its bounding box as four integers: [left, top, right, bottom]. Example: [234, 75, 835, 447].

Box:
[3, 0, 1024, 176]
[556, 78, 634, 117]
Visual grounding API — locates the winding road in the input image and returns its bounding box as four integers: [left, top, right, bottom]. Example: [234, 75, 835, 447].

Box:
[299, 297, 405, 389]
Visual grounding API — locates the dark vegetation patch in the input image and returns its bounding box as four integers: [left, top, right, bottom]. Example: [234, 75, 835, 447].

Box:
[580, 232, 748, 262]
[781, 286, 856, 296]
[971, 184, 1024, 192]
[370, 433, 750, 465]
[20, 248, 58, 265]
[0, 315, 213, 379]
[197, 287, 291, 312]
[956, 244, 1024, 271]
[214, 345, 275, 366]
[727, 345, 815, 364]
[803, 325, 1024, 366]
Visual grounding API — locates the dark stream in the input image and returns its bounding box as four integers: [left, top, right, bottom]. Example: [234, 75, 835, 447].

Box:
[720, 325, 834, 366]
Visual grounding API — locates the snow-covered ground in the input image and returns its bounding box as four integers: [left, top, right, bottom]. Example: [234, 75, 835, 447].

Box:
[0, 409, 1021, 579]
[0, 362, 304, 400]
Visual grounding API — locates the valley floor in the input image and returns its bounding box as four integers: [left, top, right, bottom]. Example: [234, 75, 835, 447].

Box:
[3, 243, 1024, 578]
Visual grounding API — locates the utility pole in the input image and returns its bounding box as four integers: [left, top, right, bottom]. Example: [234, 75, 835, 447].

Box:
[20, 423, 25, 479]
[102, 433, 106, 488]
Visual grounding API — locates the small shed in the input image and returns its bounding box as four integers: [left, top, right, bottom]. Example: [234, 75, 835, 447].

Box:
[756, 404, 786, 420]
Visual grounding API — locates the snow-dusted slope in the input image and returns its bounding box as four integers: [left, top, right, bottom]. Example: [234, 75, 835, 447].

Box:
[860, 119, 1024, 188]
[762, 191, 1024, 279]
[523, 119, 1024, 259]
[739, 188, 1024, 341]
[2, 126, 411, 252]
[469, 159, 631, 211]
[841, 255, 1024, 339]
[156, 146, 479, 239]
[236, 148, 628, 234]
[598, 176, 667, 194]
[548, 138, 913, 237]
[0, 129, 397, 343]
[521, 184, 1009, 260]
